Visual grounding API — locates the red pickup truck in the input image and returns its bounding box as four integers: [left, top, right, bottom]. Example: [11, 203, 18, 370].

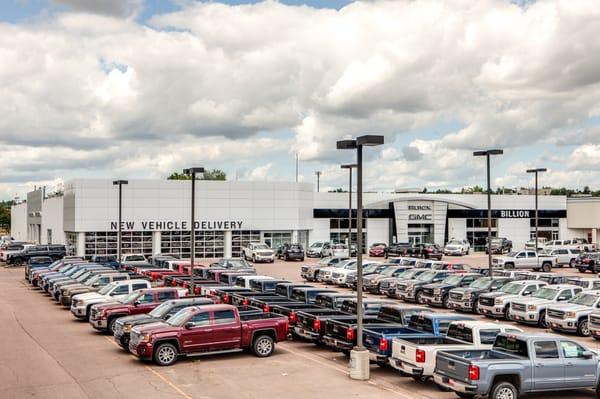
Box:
[89, 287, 188, 333]
[128, 304, 289, 366]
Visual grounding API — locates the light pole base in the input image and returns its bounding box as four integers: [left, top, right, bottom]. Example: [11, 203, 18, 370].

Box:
[349, 348, 370, 380]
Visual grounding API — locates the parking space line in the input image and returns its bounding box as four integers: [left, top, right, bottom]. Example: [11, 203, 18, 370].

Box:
[102, 336, 192, 399]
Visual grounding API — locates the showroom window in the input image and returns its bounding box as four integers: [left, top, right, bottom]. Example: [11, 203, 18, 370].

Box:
[232, 230, 261, 257]
[65, 232, 78, 256]
[466, 218, 498, 228]
[529, 218, 560, 241]
[330, 218, 357, 229]
[263, 231, 292, 249]
[84, 231, 152, 257]
[161, 230, 225, 259]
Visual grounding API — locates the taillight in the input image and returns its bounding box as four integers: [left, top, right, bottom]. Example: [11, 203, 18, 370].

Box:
[468, 365, 479, 380]
[379, 338, 388, 352]
[210, 290, 215, 295]
[313, 319, 321, 331]
[289, 312, 297, 323]
[172, 281, 178, 287]
[415, 349, 425, 363]
[182, 282, 188, 288]
[194, 287, 200, 295]
[223, 294, 230, 304]
[346, 328, 355, 341]
[263, 304, 270, 313]
[242, 298, 249, 306]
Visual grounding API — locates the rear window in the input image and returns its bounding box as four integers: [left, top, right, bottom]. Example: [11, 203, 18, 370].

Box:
[493, 335, 529, 357]
[315, 296, 334, 308]
[377, 306, 402, 323]
[408, 314, 434, 333]
[447, 324, 474, 343]
[291, 290, 306, 302]
[214, 310, 236, 324]
[276, 286, 289, 297]
[341, 301, 357, 314]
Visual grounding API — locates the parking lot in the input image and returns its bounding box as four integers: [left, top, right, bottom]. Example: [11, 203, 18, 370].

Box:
[2, 255, 600, 399]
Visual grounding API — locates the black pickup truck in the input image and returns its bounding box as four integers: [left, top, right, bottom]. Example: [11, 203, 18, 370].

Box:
[385, 243, 412, 258]
[319, 299, 412, 353]
[8, 244, 67, 265]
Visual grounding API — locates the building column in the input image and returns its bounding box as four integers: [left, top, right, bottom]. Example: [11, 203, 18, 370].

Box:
[592, 229, 598, 246]
[292, 230, 299, 244]
[224, 230, 232, 258]
[152, 231, 161, 255]
[77, 232, 85, 257]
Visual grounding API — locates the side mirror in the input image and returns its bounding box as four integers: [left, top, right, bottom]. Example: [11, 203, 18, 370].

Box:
[557, 297, 567, 301]
[583, 351, 594, 359]
[185, 322, 194, 329]
[134, 300, 141, 306]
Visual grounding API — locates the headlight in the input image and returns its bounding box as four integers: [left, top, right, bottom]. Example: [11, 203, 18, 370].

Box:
[73, 300, 82, 306]
[495, 298, 504, 305]
[434, 288, 441, 295]
[124, 324, 132, 332]
[565, 311, 577, 318]
[463, 293, 472, 300]
[138, 333, 151, 343]
[406, 285, 414, 292]
[527, 305, 537, 311]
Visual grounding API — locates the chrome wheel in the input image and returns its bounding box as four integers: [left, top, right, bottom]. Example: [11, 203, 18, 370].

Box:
[580, 320, 590, 336]
[496, 387, 514, 399]
[157, 346, 176, 364]
[253, 336, 274, 357]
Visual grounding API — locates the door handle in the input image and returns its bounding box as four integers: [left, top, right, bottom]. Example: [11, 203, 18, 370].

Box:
[566, 362, 574, 367]
[203, 329, 213, 333]
[535, 363, 544, 368]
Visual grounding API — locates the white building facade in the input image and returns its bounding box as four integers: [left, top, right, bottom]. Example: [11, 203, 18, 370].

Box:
[11, 179, 571, 258]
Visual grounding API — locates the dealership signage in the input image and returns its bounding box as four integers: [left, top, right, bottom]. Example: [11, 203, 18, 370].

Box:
[499, 210, 531, 218]
[110, 220, 243, 231]
[408, 204, 433, 221]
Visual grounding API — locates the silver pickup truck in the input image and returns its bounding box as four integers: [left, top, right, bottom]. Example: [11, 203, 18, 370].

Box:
[434, 332, 600, 399]
[546, 289, 600, 336]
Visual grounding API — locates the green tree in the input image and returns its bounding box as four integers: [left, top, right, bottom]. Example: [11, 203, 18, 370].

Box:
[167, 169, 227, 181]
[0, 200, 14, 231]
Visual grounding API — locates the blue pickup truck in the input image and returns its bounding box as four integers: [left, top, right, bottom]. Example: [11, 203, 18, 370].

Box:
[434, 332, 600, 399]
[362, 313, 474, 365]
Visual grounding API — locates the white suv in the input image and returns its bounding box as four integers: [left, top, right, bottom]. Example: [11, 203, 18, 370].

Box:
[70, 279, 151, 319]
[242, 242, 275, 263]
[444, 239, 470, 256]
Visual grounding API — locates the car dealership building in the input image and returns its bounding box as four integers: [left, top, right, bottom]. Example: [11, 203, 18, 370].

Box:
[10, 179, 591, 259]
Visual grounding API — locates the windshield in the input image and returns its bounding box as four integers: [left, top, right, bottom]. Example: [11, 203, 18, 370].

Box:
[254, 244, 269, 250]
[396, 269, 416, 279]
[77, 272, 92, 282]
[506, 251, 518, 257]
[470, 278, 492, 289]
[363, 264, 381, 273]
[532, 287, 559, 300]
[569, 293, 599, 306]
[149, 301, 173, 318]
[501, 283, 524, 295]
[490, 238, 502, 244]
[126, 255, 145, 261]
[98, 282, 117, 295]
[416, 271, 436, 281]
[442, 275, 463, 285]
[167, 308, 195, 327]
[224, 259, 249, 268]
[539, 249, 552, 255]
[381, 267, 401, 277]
[447, 241, 461, 245]
[318, 257, 332, 265]
[310, 242, 322, 248]
[120, 291, 141, 304]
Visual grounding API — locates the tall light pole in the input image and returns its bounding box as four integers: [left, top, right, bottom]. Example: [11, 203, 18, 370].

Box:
[315, 171, 322, 192]
[183, 167, 205, 295]
[473, 149, 503, 275]
[337, 135, 384, 381]
[112, 180, 128, 265]
[341, 164, 357, 249]
[527, 168, 547, 254]
[295, 153, 299, 182]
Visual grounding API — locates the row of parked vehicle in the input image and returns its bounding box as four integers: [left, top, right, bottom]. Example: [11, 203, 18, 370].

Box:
[302, 255, 600, 398]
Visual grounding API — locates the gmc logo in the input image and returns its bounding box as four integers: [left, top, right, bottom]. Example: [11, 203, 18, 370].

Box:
[409, 214, 432, 221]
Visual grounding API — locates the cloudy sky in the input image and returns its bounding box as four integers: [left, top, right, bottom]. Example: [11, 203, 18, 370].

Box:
[1, 0, 599, 200]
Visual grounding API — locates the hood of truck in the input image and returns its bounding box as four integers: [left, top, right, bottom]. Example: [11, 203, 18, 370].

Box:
[480, 292, 508, 299]
[93, 302, 130, 313]
[135, 321, 181, 335]
[72, 292, 109, 301]
[548, 303, 591, 312]
[119, 314, 154, 325]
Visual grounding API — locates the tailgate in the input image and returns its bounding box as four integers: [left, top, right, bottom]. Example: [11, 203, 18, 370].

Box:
[326, 319, 352, 341]
[435, 351, 474, 383]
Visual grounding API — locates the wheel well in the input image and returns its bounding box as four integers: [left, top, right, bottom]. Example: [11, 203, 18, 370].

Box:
[492, 374, 520, 393]
[154, 339, 180, 353]
[252, 328, 277, 344]
[578, 315, 588, 324]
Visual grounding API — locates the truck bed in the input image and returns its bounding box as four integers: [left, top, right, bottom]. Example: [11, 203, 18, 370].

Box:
[435, 348, 524, 384]
[395, 336, 464, 346]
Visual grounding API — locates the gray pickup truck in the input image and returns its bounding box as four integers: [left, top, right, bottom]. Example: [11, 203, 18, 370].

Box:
[433, 332, 600, 399]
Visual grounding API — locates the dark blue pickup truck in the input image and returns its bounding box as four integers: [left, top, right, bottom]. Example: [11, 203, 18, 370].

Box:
[362, 313, 474, 365]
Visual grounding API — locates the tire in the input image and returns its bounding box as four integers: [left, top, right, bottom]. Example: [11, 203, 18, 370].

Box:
[107, 318, 118, 335]
[442, 295, 449, 308]
[252, 335, 275, 357]
[504, 263, 515, 270]
[472, 299, 479, 314]
[490, 381, 518, 399]
[504, 306, 512, 321]
[578, 318, 590, 337]
[415, 290, 424, 304]
[578, 268, 587, 273]
[252, 255, 256, 263]
[541, 262, 551, 273]
[300, 257, 304, 262]
[153, 343, 178, 366]
[284, 254, 288, 261]
[412, 375, 429, 383]
[376, 361, 387, 368]
[538, 310, 547, 328]
[119, 335, 130, 349]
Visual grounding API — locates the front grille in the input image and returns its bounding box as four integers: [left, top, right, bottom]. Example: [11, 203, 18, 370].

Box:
[547, 309, 565, 319]
[396, 284, 407, 292]
[512, 303, 526, 312]
[130, 332, 140, 347]
[422, 288, 434, 296]
[114, 322, 124, 336]
[332, 272, 343, 279]
[590, 315, 600, 326]
[479, 296, 495, 307]
[450, 292, 463, 301]
[379, 281, 391, 290]
[91, 308, 99, 319]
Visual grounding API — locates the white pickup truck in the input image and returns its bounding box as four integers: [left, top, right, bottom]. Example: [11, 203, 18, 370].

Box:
[492, 250, 557, 272]
[388, 320, 522, 381]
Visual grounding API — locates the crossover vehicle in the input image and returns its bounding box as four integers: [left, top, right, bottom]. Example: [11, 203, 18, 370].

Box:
[306, 242, 330, 258]
[242, 242, 275, 263]
[316, 259, 356, 283]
